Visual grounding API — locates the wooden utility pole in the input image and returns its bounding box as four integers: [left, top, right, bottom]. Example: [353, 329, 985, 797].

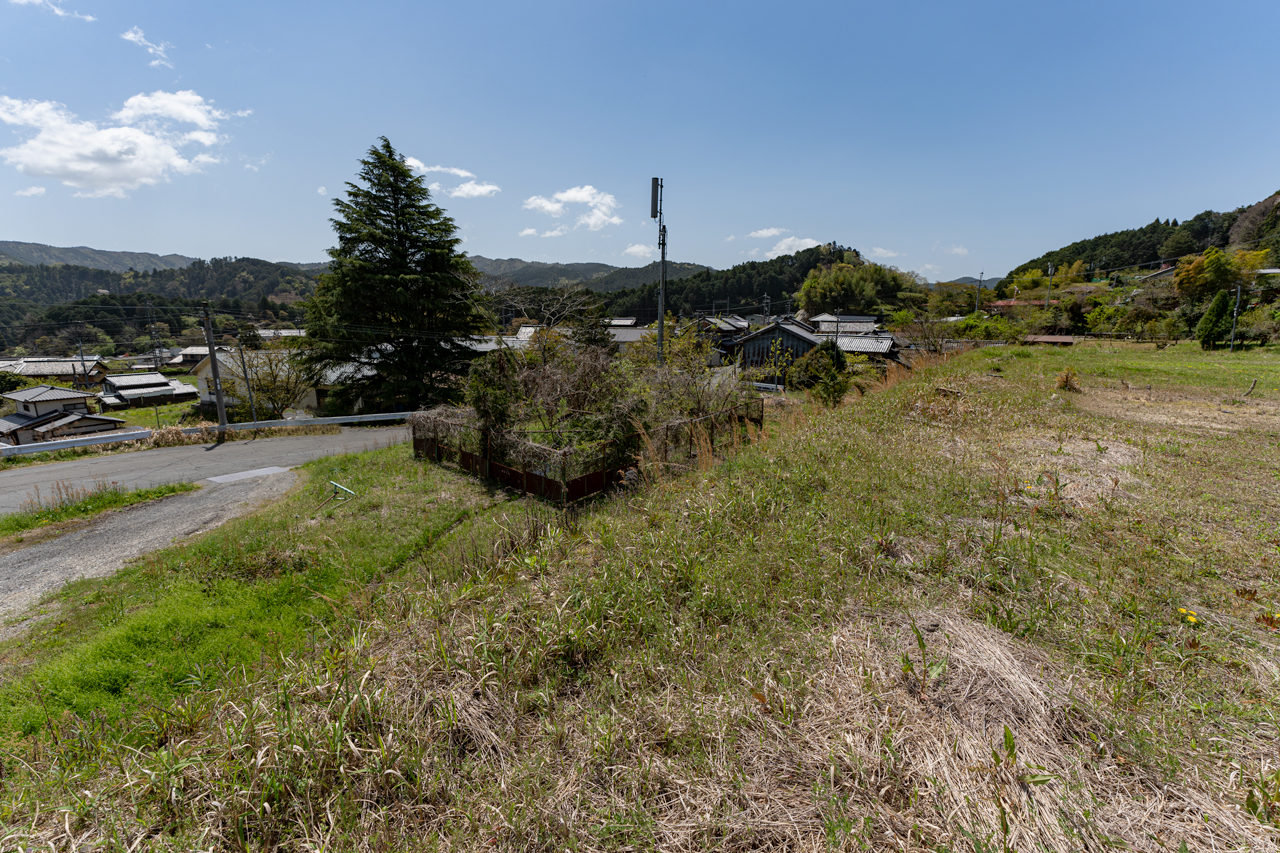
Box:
[202, 301, 227, 435]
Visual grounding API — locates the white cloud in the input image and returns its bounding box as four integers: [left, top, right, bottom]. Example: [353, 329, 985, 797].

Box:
[242, 154, 269, 172]
[766, 236, 820, 259]
[114, 90, 226, 130]
[317, 187, 326, 195]
[518, 227, 537, 237]
[868, 247, 899, 259]
[749, 227, 788, 239]
[0, 92, 230, 198]
[623, 243, 655, 259]
[920, 264, 941, 276]
[404, 159, 475, 179]
[427, 181, 443, 194]
[523, 195, 564, 216]
[523, 185, 621, 231]
[541, 225, 569, 238]
[747, 248, 760, 257]
[121, 27, 172, 68]
[725, 235, 736, 242]
[9, 0, 93, 21]
[446, 180, 500, 199]
[945, 244, 969, 256]
[14, 185, 45, 196]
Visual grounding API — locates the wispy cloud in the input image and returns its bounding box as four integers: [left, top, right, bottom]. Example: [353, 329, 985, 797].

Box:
[523, 185, 621, 231]
[945, 244, 969, 256]
[518, 228, 537, 237]
[749, 227, 788, 239]
[766, 236, 819, 259]
[623, 244, 654, 259]
[317, 187, 326, 195]
[0, 91, 231, 198]
[868, 247, 899, 259]
[446, 180, 500, 199]
[920, 264, 940, 276]
[9, 0, 94, 21]
[725, 235, 736, 242]
[541, 225, 569, 238]
[14, 185, 45, 196]
[121, 27, 173, 68]
[242, 154, 269, 172]
[404, 159, 474, 178]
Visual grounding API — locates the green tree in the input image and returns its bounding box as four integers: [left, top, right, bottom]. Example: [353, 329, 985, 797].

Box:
[795, 263, 876, 315]
[1159, 229, 1199, 260]
[1195, 290, 1232, 350]
[1175, 246, 1240, 304]
[303, 138, 485, 412]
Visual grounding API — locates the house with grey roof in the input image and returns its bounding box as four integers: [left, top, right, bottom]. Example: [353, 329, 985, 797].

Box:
[98, 372, 199, 410]
[0, 384, 124, 446]
[809, 313, 881, 335]
[0, 356, 108, 387]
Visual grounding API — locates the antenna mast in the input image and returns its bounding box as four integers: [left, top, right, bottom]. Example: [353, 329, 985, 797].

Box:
[651, 177, 666, 366]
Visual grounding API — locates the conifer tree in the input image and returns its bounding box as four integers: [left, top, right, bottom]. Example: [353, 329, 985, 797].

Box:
[1195, 290, 1232, 350]
[304, 138, 485, 411]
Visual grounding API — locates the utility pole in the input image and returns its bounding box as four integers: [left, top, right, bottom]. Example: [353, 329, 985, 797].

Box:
[202, 301, 227, 435]
[651, 177, 666, 366]
[763, 293, 770, 321]
[975, 271, 984, 313]
[236, 339, 259, 425]
[1045, 264, 1055, 310]
[1229, 279, 1243, 352]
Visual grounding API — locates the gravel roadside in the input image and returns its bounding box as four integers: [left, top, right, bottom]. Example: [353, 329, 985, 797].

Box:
[0, 470, 298, 637]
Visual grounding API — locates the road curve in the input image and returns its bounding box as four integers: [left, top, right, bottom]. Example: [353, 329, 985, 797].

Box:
[0, 425, 408, 516]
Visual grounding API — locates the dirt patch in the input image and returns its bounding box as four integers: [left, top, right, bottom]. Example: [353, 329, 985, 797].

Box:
[1078, 386, 1280, 434]
[1017, 436, 1144, 507]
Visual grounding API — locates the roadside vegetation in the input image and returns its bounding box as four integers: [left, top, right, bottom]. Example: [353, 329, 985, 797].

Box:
[0, 341, 1277, 850]
[0, 479, 196, 539]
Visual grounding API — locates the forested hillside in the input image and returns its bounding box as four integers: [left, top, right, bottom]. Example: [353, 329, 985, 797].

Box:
[0, 241, 198, 273]
[1010, 191, 1280, 276]
[600, 245, 846, 319]
[470, 256, 619, 289]
[0, 257, 320, 307]
[578, 260, 711, 293]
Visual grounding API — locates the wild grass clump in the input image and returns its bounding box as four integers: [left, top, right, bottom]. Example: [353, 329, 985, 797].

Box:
[0, 479, 197, 538]
[1056, 365, 1083, 392]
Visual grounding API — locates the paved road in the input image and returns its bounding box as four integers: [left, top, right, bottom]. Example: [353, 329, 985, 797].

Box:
[0, 471, 297, 630]
[0, 425, 408, 516]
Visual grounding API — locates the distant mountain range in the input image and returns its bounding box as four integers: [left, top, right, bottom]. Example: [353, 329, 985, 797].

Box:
[948, 276, 1004, 289]
[0, 241, 199, 273]
[470, 255, 712, 292]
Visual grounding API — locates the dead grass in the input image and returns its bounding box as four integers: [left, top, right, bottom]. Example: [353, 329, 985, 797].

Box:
[1, 344, 1280, 850]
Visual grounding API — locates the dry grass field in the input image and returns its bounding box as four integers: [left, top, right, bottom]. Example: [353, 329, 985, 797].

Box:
[0, 340, 1278, 851]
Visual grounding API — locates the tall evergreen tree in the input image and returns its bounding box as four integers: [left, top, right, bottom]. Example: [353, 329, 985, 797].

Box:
[304, 138, 486, 411]
[1195, 290, 1232, 350]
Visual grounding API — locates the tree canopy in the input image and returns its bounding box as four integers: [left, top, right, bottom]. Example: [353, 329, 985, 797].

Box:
[303, 138, 486, 412]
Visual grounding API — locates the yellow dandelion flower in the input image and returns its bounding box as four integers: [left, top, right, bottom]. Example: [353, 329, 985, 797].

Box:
[1187, 616, 1198, 624]
[1178, 608, 1187, 614]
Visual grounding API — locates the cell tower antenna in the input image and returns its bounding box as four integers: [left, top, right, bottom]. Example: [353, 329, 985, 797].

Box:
[651, 177, 666, 366]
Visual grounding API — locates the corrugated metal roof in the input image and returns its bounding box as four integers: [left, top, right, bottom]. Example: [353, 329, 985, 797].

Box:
[3, 384, 96, 403]
[104, 371, 170, 388]
[835, 335, 895, 354]
[817, 321, 878, 335]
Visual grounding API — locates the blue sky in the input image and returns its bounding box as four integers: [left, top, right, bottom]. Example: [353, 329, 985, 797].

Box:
[1, 0, 1277, 280]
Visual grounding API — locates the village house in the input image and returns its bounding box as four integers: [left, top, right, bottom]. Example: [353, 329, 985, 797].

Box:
[0, 385, 125, 446]
[98, 372, 200, 410]
[0, 356, 109, 388]
[808, 313, 880, 335]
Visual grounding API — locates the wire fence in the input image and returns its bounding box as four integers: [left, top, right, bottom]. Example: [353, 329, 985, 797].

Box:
[410, 398, 764, 502]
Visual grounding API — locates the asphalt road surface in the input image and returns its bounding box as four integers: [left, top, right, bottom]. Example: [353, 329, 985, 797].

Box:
[0, 425, 408, 515]
[0, 470, 297, 627]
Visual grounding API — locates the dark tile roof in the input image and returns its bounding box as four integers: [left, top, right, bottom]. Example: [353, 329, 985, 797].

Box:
[3, 384, 96, 403]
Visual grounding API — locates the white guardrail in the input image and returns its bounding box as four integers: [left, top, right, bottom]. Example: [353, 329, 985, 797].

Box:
[0, 412, 412, 458]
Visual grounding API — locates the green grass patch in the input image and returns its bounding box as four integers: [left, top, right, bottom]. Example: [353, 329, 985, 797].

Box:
[108, 400, 197, 428]
[0, 443, 492, 734]
[0, 481, 197, 538]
